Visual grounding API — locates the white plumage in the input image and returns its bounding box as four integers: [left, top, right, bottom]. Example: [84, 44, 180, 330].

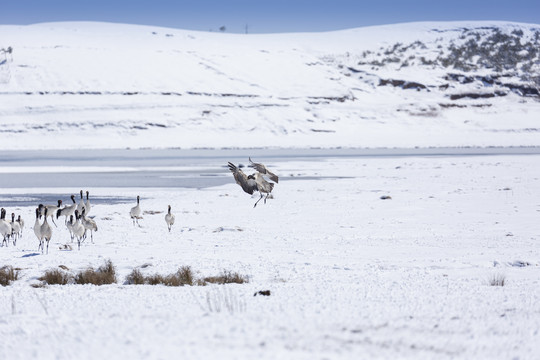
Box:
[10, 213, 21, 245]
[165, 205, 175, 232]
[81, 208, 98, 242]
[72, 210, 86, 250]
[130, 195, 142, 226]
[33, 207, 42, 251]
[0, 208, 12, 247]
[39, 208, 53, 254]
[84, 191, 92, 215]
[57, 194, 77, 224]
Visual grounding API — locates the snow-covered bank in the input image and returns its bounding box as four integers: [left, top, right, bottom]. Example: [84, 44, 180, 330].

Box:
[1, 21, 539, 150]
[1, 155, 539, 359]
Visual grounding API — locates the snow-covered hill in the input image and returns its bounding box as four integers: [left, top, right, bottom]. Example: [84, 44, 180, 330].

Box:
[0, 21, 539, 150]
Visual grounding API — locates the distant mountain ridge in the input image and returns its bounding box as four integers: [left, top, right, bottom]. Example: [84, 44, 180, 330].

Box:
[328, 24, 540, 100]
[0, 21, 539, 150]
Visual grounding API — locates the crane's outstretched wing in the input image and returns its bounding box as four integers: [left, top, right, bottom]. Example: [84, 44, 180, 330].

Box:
[248, 157, 279, 183]
[228, 162, 258, 195]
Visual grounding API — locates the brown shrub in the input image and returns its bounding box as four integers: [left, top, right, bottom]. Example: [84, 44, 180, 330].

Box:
[174, 266, 194, 286]
[203, 270, 248, 285]
[125, 268, 146, 285]
[39, 268, 72, 285]
[146, 274, 166, 285]
[137, 266, 195, 286]
[75, 259, 117, 285]
[123, 266, 248, 287]
[0, 266, 19, 286]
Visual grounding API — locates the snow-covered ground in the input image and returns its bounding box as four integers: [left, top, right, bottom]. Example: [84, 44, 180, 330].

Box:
[1, 19, 540, 359]
[1, 154, 539, 359]
[1, 21, 539, 150]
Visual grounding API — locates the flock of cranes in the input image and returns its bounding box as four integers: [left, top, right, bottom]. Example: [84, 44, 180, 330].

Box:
[0, 190, 97, 254]
[0, 208, 24, 247]
[34, 191, 96, 254]
[0, 158, 278, 254]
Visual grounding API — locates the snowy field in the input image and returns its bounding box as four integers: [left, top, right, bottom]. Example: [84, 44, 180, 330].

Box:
[1, 21, 540, 150]
[1, 19, 540, 359]
[1, 153, 540, 359]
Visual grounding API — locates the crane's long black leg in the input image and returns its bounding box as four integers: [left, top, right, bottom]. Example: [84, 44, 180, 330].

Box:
[254, 194, 264, 208]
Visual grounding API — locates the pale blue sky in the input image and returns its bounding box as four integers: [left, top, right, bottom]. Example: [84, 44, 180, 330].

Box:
[1, 0, 539, 33]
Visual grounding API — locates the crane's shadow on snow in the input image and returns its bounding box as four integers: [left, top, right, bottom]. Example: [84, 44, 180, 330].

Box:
[22, 252, 41, 258]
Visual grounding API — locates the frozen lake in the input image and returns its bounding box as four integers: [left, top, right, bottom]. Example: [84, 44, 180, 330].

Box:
[1, 147, 539, 207]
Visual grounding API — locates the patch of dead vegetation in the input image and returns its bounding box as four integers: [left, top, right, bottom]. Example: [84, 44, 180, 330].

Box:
[0, 265, 19, 286]
[74, 259, 117, 285]
[125, 267, 248, 286]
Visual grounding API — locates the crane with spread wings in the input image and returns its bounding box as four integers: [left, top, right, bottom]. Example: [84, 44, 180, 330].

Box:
[228, 158, 279, 207]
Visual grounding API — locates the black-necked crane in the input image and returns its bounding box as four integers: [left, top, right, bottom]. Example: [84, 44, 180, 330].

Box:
[85, 191, 92, 215]
[66, 214, 76, 242]
[0, 208, 12, 247]
[57, 195, 77, 224]
[165, 205, 175, 232]
[40, 208, 53, 254]
[33, 208, 42, 251]
[77, 190, 85, 214]
[130, 195, 142, 226]
[10, 213, 21, 246]
[228, 159, 278, 208]
[81, 208, 97, 242]
[72, 210, 86, 250]
[16, 215, 24, 238]
[39, 200, 62, 227]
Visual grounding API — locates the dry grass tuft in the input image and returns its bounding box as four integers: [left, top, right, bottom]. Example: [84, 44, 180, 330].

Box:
[203, 270, 249, 285]
[125, 268, 146, 285]
[128, 266, 195, 286]
[75, 259, 117, 285]
[145, 273, 166, 285]
[39, 268, 72, 285]
[124, 266, 249, 287]
[175, 266, 195, 286]
[489, 273, 506, 286]
[0, 266, 19, 286]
